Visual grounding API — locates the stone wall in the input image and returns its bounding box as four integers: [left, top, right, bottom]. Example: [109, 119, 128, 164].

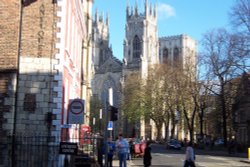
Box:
[15, 1, 59, 134]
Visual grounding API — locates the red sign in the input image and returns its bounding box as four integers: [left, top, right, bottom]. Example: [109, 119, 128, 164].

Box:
[68, 99, 85, 124]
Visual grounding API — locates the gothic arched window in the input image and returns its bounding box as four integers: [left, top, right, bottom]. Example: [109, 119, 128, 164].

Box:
[174, 47, 179, 62]
[133, 35, 141, 58]
[163, 48, 168, 63]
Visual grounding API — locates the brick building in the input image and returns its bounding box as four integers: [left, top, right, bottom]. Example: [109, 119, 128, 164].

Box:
[0, 0, 93, 166]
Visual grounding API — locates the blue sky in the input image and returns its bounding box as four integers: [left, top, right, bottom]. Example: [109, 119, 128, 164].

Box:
[93, 0, 236, 60]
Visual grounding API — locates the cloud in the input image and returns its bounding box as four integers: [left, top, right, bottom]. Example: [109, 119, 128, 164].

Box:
[157, 3, 175, 20]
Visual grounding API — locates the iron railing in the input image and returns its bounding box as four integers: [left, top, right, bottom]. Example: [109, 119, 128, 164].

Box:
[1, 133, 101, 167]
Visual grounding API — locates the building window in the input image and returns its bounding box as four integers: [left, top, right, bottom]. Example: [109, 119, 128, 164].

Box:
[133, 35, 141, 59]
[174, 47, 179, 61]
[174, 47, 179, 66]
[23, 93, 36, 112]
[239, 110, 246, 122]
[163, 48, 168, 63]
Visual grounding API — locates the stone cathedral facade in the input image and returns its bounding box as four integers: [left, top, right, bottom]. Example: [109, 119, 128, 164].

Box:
[92, 0, 196, 140]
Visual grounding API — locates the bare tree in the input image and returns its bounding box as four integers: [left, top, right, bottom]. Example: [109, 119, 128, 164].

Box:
[201, 28, 249, 146]
[230, 0, 250, 34]
[229, 0, 250, 71]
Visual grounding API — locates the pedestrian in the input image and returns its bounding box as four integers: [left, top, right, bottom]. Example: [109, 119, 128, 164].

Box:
[184, 142, 196, 167]
[228, 139, 235, 154]
[97, 138, 104, 167]
[107, 137, 116, 167]
[116, 133, 129, 167]
[129, 139, 134, 159]
[143, 141, 152, 167]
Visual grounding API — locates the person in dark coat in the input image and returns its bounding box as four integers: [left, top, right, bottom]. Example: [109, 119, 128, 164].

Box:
[107, 137, 116, 167]
[97, 138, 104, 167]
[143, 141, 152, 167]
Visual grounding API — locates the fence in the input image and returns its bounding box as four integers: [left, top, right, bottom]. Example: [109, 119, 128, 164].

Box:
[1, 133, 101, 167]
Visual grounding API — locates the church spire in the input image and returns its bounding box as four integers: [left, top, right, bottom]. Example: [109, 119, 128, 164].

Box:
[100, 11, 104, 22]
[145, 0, 148, 18]
[95, 8, 98, 22]
[154, 4, 157, 18]
[126, 0, 130, 19]
[149, 3, 152, 16]
[135, 0, 138, 16]
[106, 12, 109, 26]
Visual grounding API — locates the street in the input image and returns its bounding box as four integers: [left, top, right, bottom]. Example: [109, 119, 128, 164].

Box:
[113, 143, 250, 167]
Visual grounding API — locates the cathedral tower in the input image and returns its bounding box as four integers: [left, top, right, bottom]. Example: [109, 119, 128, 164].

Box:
[123, 0, 159, 77]
[92, 9, 112, 71]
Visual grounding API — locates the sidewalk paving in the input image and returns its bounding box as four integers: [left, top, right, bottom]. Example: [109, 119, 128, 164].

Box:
[112, 158, 143, 167]
[240, 159, 250, 164]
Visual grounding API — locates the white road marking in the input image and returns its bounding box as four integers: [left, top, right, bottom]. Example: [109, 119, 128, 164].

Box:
[153, 153, 173, 157]
[207, 156, 229, 161]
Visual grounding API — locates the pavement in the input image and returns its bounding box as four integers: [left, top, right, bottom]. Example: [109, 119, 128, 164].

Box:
[112, 158, 143, 167]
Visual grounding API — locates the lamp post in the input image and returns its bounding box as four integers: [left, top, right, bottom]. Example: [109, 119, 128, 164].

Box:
[103, 87, 113, 167]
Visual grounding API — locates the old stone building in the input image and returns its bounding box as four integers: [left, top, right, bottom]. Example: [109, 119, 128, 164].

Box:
[0, 0, 93, 166]
[91, 9, 123, 137]
[233, 72, 250, 148]
[91, 0, 197, 140]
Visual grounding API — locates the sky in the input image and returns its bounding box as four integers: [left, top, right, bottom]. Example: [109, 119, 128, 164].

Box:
[93, 0, 236, 60]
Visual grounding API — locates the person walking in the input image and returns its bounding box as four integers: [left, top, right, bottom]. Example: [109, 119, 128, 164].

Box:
[129, 139, 134, 159]
[143, 141, 152, 167]
[107, 137, 116, 167]
[184, 142, 196, 167]
[97, 138, 104, 167]
[116, 133, 129, 167]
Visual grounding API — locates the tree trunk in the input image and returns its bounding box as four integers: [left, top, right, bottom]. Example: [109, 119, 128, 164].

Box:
[221, 95, 228, 147]
[164, 115, 170, 140]
[199, 109, 204, 139]
[156, 124, 163, 141]
[170, 119, 175, 139]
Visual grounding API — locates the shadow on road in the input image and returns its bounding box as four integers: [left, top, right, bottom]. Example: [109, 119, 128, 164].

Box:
[151, 143, 247, 158]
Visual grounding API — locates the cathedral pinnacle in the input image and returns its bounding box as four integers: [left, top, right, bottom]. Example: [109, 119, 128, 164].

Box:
[145, 0, 148, 17]
[154, 4, 157, 18]
[126, 0, 130, 19]
[106, 12, 109, 26]
[95, 8, 98, 22]
[150, 3, 152, 15]
[135, 0, 138, 16]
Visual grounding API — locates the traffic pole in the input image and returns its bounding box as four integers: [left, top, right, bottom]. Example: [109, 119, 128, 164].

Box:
[248, 148, 250, 160]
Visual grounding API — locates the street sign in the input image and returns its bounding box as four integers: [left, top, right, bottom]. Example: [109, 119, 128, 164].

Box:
[59, 142, 78, 155]
[61, 124, 72, 128]
[107, 121, 113, 130]
[68, 99, 85, 124]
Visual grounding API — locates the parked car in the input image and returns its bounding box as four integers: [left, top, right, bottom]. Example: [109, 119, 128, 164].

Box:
[166, 139, 182, 150]
[214, 139, 224, 146]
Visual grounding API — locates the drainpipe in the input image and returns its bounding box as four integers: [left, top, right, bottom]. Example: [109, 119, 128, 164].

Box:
[12, 1, 24, 167]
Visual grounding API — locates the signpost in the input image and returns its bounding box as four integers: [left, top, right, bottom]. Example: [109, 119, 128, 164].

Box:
[107, 121, 113, 130]
[68, 99, 85, 124]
